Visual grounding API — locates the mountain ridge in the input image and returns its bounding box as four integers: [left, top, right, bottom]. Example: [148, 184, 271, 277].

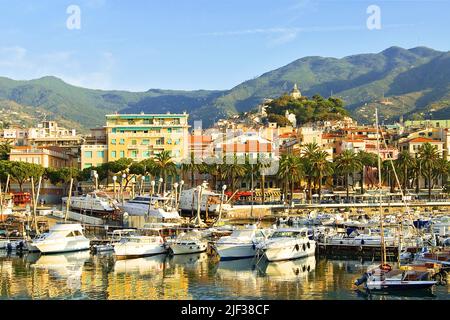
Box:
[0, 46, 449, 130]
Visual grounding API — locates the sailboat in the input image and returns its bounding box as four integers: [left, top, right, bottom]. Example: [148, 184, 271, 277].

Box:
[354, 108, 437, 292]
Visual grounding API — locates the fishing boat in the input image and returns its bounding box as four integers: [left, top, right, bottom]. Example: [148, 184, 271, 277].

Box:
[257, 228, 316, 262]
[119, 195, 180, 220]
[168, 230, 208, 255]
[32, 223, 90, 254]
[113, 228, 167, 259]
[214, 225, 268, 260]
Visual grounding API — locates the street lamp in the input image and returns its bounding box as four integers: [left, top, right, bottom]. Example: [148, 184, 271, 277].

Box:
[157, 178, 163, 195]
[140, 175, 146, 195]
[94, 172, 99, 191]
[217, 184, 227, 224]
[147, 180, 156, 218]
[121, 173, 127, 205]
[112, 176, 117, 200]
[173, 182, 179, 209]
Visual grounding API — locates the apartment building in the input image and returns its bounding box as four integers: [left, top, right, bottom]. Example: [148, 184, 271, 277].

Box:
[9, 146, 73, 168]
[105, 113, 189, 163]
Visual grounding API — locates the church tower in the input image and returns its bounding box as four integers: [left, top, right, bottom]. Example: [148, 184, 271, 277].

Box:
[290, 83, 302, 99]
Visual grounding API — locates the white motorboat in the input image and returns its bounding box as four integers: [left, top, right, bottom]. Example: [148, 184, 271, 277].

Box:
[169, 230, 208, 255]
[62, 191, 118, 213]
[179, 187, 232, 214]
[114, 228, 167, 259]
[258, 228, 316, 262]
[119, 195, 180, 220]
[0, 239, 10, 249]
[32, 223, 91, 254]
[214, 225, 268, 260]
[91, 229, 137, 253]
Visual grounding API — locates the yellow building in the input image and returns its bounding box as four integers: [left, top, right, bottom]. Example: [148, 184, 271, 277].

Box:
[105, 113, 189, 163]
[80, 144, 108, 169]
[9, 146, 73, 168]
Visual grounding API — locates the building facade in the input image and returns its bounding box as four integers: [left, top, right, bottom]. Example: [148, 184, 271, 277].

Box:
[105, 113, 189, 163]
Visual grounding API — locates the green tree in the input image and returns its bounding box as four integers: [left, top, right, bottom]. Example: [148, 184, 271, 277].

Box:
[334, 150, 362, 201]
[356, 151, 378, 194]
[0, 140, 12, 161]
[154, 151, 177, 194]
[395, 151, 414, 192]
[418, 143, 440, 200]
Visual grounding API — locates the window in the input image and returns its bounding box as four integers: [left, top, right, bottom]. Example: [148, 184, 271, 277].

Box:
[142, 139, 149, 145]
[143, 119, 153, 124]
[119, 139, 125, 145]
[167, 128, 172, 133]
[84, 163, 92, 169]
[156, 138, 164, 145]
[143, 151, 151, 157]
[120, 151, 125, 158]
[167, 139, 172, 144]
[97, 151, 104, 158]
[111, 151, 117, 158]
[111, 139, 116, 144]
[84, 151, 92, 158]
[131, 150, 138, 158]
[132, 140, 137, 145]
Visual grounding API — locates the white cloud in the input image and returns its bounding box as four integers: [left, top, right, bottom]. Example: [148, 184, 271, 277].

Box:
[0, 46, 116, 90]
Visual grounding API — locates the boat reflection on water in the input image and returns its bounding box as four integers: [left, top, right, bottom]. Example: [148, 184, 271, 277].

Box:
[215, 257, 258, 281]
[113, 254, 166, 276]
[169, 252, 208, 269]
[257, 256, 316, 281]
[31, 251, 90, 291]
[354, 288, 436, 300]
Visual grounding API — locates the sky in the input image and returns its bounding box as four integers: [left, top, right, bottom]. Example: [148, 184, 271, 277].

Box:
[0, 0, 449, 91]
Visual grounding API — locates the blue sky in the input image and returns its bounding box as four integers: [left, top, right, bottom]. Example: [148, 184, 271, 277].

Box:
[0, 0, 449, 91]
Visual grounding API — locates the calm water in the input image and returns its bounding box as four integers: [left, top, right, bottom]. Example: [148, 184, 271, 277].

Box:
[0, 251, 448, 300]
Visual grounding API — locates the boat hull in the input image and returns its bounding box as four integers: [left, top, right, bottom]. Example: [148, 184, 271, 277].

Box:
[264, 241, 316, 262]
[171, 242, 208, 255]
[366, 280, 437, 291]
[114, 243, 167, 259]
[34, 238, 91, 254]
[215, 243, 257, 260]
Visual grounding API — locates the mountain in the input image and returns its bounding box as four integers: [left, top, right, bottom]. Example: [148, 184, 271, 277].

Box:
[0, 46, 449, 130]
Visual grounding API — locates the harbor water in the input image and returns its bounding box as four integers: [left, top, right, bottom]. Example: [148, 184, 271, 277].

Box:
[0, 251, 448, 300]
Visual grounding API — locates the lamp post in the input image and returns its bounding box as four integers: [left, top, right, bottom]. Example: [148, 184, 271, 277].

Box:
[131, 177, 136, 199]
[177, 180, 184, 211]
[140, 176, 145, 195]
[195, 185, 202, 226]
[112, 176, 117, 200]
[148, 180, 156, 217]
[173, 182, 179, 209]
[121, 173, 126, 205]
[157, 178, 163, 196]
[94, 172, 99, 191]
[217, 184, 227, 225]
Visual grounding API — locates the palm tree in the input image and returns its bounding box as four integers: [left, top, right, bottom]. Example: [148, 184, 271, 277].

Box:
[154, 151, 177, 194]
[181, 153, 203, 187]
[223, 156, 246, 194]
[418, 143, 440, 200]
[382, 160, 396, 193]
[334, 150, 362, 201]
[395, 150, 414, 192]
[278, 154, 303, 205]
[311, 150, 333, 201]
[302, 143, 320, 202]
[432, 158, 450, 191]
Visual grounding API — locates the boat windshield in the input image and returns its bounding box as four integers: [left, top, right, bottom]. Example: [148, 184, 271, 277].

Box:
[270, 231, 305, 238]
[231, 230, 257, 239]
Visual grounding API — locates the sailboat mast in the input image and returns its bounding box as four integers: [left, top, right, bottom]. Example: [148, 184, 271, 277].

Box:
[375, 108, 387, 266]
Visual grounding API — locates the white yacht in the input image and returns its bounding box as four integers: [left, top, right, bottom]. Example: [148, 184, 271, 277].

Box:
[113, 228, 167, 259]
[258, 228, 316, 262]
[169, 230, 208, 255]
[62, 191, 118, 213]
[324, 229, 397, 247]
[32, 223, 91, 254]
[214, 226, 268, 260]
[119, 195, 180, 220]
[179, 187, 231, 214]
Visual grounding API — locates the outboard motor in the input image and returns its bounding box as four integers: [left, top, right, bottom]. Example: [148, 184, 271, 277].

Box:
[354, 272, 369, 286]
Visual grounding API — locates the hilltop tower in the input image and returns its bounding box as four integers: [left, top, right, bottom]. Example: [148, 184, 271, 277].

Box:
[290, 83, 302, 99]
